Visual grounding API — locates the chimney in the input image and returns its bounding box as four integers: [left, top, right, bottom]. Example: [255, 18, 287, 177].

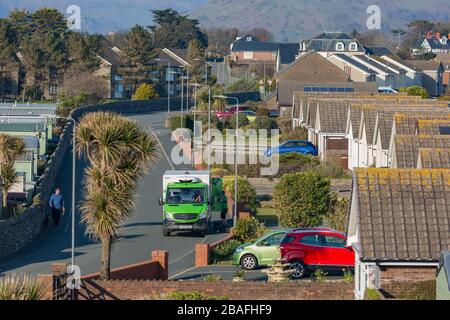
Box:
[436, 32, 441, 39]
[426, 31, 432, 39]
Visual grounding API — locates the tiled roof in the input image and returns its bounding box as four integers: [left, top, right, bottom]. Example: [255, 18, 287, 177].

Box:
[394, 113, 450, 136]
[394, 135, 450, 168]
[315, 101, 348, 133]
[302, 32, 364, 53]
[418, 148, 450, 169]
[404, 60, 444, 71]
[232, 37, 279, 52]
[354, 168, 450, 262]
[417, 119, 450, 135]
[0, 123, 45, 133]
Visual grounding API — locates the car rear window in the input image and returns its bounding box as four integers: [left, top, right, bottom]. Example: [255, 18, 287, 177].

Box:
[280, 235, 296, 244]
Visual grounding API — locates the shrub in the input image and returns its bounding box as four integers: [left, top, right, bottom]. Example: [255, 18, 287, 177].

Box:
[211, 239, 242, 263]
[146, 291, 229, 300]
[399, 86, 429, 99]
[233, 216, 266, 243]
[132, 83, 159, 100]
[276, 117, 293, 134]
[0, 275, 43, 300]
[256, 106, 269, 117]
[273, 172, 333, 228]
[223, 176, 257, 211]
[250, 116, 278, 131]
[169, 115, 187, 131]
[305, 163, 351, 179]
[326, 197, 350, 233]
[280, 126, 308, 141]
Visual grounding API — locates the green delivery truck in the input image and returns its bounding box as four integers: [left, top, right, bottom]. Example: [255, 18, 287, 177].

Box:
[159, 170, 228, 236]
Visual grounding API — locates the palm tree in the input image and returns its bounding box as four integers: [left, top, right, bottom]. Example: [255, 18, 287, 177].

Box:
[1, 164, 18, 214]
[76, 112, 158, 280]
[0, 134, 25, 218]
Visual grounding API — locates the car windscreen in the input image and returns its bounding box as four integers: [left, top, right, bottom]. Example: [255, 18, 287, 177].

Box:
[166, 188, 205, 204]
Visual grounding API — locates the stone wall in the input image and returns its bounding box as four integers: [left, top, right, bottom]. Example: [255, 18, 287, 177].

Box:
[75, 279, 354, 300]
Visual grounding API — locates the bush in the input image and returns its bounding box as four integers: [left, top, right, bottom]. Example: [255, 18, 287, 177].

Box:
[132, 83, 159, 100]
[250, 116, 278, 131]
[256, 106, 269, 116]
[169, 115, 187, 131]
[223, 176, 257, 211]
[233, 216, 266, 243]
[211, 239, 242, 263]
[273, 172, 333, 228]
[280, 126, 308, 141]
[305, 163, 351, 179]
[146, 291, 229, 300]
[276, 117, 292, 134]
[399, 86, 429, 99]
[326, 196, 350, 233]
[0, 275, 43, 300]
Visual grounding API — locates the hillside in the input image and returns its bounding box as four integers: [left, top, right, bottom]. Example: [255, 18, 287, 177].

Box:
[191, 0, 450, 41]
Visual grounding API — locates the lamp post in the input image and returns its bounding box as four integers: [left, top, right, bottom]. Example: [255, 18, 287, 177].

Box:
[155, 58, 171, 117]
[191, 82, 202, 165]
[180, 76, 189, 128]
[213, 95, 239, 228]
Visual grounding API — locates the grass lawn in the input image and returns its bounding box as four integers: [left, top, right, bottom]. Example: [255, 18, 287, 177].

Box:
[256, 207, 279, 227]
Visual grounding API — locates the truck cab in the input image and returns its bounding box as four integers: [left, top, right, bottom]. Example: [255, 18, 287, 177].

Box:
[160, 171, 227, 237]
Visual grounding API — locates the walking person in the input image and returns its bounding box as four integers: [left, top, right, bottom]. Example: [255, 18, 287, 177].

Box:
[49, 187, 65, 226]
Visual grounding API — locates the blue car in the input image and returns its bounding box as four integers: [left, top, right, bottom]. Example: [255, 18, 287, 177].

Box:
[266, 140, 318, 157]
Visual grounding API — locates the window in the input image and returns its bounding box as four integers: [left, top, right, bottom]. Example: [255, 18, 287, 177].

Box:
[325, 236, 346, 248]
[282, 142, 295, 147]
[293, 141, 308, 147]
[243, 51, 253, 59]
[281, 235, 296, 244]
[336, 42, 345, 51]
[349, 42, 358, 51]
[300, 235, 326, 246]
[259, 233, 286, 246]
[166, 187, 206, 204]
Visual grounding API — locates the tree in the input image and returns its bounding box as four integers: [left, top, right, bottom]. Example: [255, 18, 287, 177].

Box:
[233, 216, 266, 243]
[1, 164, 18, 214]
[250, 116, 278, 131]
[76, 112, 158, 280]
[150, 9, 208, 49]
[205, 27, 239, 56]
[0, 134, 25, 218]
[187, 39, 206, 83]
[248, 28, 274, 42]
[194, 84, 226, 111]
[273, 172, 333, 228]
[132, 83, 159, 100]
[123, 25, 155, 65]
[223, 176, 257, 211]
[227, 79, 259, 93]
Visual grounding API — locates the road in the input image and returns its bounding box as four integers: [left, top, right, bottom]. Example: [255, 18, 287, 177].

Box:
[0, 111, 228, 278]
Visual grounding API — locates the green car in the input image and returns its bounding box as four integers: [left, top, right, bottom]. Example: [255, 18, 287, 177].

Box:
[232, 229, 292, 270]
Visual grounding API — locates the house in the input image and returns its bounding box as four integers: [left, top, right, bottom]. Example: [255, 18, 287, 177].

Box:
[404, 60, 445, 97]
[266, 52, 377, 114]
[152, 48, 190, 97]
[96, 45, 128, 99]
[412, 32, 450, 56]
[437, 251, 450, 300]
[0, 122, 47, 155]
[347, 168, 450, 300]
[390, 135, 450, 168]
[230, 35, 279, 63]
[380, 55, 423, 88]
[299, 32, 365, 57]
[275, 43, 300, 72]
[417, 119, 450, 135]
[327, 54, 378, 83]
[435, 53, 450, 93]
[417, 148, 450, 169]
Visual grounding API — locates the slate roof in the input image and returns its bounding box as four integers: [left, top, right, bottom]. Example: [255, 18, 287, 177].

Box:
[314, 101, 349, 133]
[364, 46, 394, 56]
[278, 43, 300, 65]
[418, 148, 450, 169]
[354, 168, 450, 262]
[232, 36, 279, 52]
[333, 54, 378, 74]
[417, 119, 450, 135]
[352, 55, 396, 75]
[414, 37, 450, 50]
[301, 32, 364, 52]
[393, 135, 450, 168]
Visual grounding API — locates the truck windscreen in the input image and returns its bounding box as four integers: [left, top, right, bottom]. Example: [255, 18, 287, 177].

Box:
[166, 188, 205, 204]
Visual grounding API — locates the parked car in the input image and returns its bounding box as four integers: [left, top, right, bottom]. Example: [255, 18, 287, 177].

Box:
[280, 228, 355, 279]
[266, 140, 318, 157]
[215, 106, 254, 121]
[232, 229, 293, 270]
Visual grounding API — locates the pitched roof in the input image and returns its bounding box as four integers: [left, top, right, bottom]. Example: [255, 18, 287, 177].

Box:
[314, 101, 348, 133]
[394, 113, 450, 136]
[301, 32, 364, 52]
[332, 54, 378, 74]
[417, 148, 450, 169]
[232, 37, 279, 52]
[393, 135, 450, 168]
[439, 251, 450, 291]
[417, 119, 450, 135]
[352, 55, 396, 75]
[364, 46, 394, 56]
[354, 168, 450, 262]
[278, 43, 300, 65]
[404, 60, 444, 71]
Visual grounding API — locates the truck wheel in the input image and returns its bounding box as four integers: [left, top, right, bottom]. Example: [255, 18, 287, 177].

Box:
[162, 229, 171, 237]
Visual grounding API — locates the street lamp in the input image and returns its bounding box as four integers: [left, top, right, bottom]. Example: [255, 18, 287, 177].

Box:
[155, 58, 171, 117]
[191, 82, 202, 165]
[213, 95, 239, 228]
[180, 76, 189, 128]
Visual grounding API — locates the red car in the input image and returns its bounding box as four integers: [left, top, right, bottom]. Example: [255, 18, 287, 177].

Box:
[280, 228, 354, 279]
[214, 106, 253, 120]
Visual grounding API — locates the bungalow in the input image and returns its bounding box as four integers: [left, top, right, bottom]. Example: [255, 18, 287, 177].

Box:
[347, 168, 450, 300]
[390, 135, 450, 168]
[417, 148, 450, 169]
[275, 43, 300, 73]
[230, 35, 279, 63]
[437, 251, 450, 300]
[0, 122, 47, 156]
[416, 119, 450, 135]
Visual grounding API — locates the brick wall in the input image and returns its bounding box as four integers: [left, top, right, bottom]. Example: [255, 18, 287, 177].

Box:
[76, 279, 354, 300]
[379, 266, 437, 284]
[195, 234, 234, 267]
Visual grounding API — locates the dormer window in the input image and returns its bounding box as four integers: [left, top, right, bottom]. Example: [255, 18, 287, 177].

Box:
[349, 42, 358, 51]
[336, 42, 345, 51]
[441, 37, 448, 45]
[246, 36, 253, 41]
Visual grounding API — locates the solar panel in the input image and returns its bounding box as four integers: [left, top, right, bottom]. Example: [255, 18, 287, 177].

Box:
[439, 126, 450, 135]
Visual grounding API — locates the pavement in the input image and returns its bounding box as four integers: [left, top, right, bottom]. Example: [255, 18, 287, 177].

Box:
[0, 110, 230, 278]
